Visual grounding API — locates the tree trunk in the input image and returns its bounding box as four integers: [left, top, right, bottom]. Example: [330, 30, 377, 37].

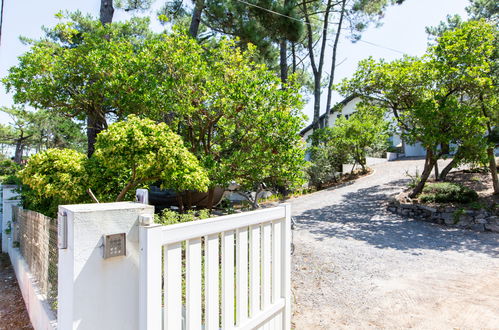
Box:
[360, 158, 367, 173]
[409, 149, 436, 198]
[439, 157, 457, 181]
[279, 38, 288, 85]
[324, 0, 346, 127]
[189, 0, 204, 38]
[14, 139, 24, 164]
[116, 180, 136, 202]
[302, 0, 333, 146]
[311, 78, 321, 135]
[99, 0, 114, 24]
[86, 115, 107, 157]
[0, 0, 5, 46]
[487, 147, 499, 194]
[434, 161, 439, 181]
[252, 187, 263, 209]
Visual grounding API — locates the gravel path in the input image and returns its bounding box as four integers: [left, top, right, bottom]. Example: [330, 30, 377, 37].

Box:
[0, 253, 32, 329]
[290, 158, 499, 329]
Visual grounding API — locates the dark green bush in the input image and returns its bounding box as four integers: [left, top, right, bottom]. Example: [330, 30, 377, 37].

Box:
[0, 159, 20, 178]
[419, 182, 478, 204]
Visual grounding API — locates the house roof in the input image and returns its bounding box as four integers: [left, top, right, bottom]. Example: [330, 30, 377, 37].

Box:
[299, 94, 358, 136]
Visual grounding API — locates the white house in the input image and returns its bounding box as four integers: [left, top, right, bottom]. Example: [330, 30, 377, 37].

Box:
[300, 95, 427, 158]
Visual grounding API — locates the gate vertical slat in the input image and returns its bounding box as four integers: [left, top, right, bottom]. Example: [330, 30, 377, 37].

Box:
[249, 224, 261, 318]
[262, 223, 272, 309]
[164, 242, 182, 329]
[186, 238, 202, 330]
[272, 221, 282, 304]
[205, 234, 220, 329]
[222, 231, 235, 329]
[236, 227, 249, 326]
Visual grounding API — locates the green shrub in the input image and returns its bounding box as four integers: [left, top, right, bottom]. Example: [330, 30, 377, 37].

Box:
[2, 174, 22, 185]
[0, 159, 20, 177]
[419, 182, 478, 204]
[154, 209, 211, 226]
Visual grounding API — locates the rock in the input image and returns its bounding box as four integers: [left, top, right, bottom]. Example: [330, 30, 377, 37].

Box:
[485, 223, 499, 233]
[457, 219, 471, 228]
[475, 217, 487, 224]
[487, 216, 499, 225]
[444, 217, 455, 226]
[475, 214, 486, 221]
[387, 206, 397, 213]
[471, 223, 485, 232]
[441, 213, 455, 225]
[419, 205, 437, 213]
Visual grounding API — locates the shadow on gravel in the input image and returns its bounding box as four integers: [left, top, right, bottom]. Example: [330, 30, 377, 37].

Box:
[295, 179, 499, 257]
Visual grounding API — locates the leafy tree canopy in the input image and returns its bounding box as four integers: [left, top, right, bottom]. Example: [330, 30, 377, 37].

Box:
[338, 20, 497, 196]
[136, 32, 307, 194]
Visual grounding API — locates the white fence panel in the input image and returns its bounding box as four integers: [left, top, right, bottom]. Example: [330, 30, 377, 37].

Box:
[139, 204, 291, 330]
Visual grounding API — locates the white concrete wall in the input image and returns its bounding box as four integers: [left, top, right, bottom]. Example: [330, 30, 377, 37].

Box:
[58, 202, 154, 330]
[8, 238, 57, 330]
[328, 97, 361, 128]
[2, 185, 20, 252]
[404, 142, 427, 157]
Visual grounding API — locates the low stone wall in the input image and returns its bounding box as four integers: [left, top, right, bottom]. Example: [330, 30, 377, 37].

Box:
[387, 201, 499, 233]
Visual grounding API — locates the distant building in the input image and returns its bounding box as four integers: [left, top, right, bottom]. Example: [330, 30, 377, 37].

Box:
[300, 95, 427, 160]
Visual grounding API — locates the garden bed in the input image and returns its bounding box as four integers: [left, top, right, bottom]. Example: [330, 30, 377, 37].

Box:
[388, 169, 498, 233]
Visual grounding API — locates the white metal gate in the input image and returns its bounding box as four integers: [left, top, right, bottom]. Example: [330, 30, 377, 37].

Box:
[139, 204, 292, 330]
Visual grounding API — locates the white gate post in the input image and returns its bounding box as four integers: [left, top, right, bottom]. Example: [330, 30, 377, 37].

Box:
[138, 222, 162, 330]
[1, 185, 20, 252]
[57, 202, 154, 330]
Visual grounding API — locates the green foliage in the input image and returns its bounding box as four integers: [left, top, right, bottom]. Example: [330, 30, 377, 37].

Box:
[0, 159, 20, 177]
[19, 149, 88, 216]
[154, 209, 211, 226]
[307, 104, 389, 187]
[139, 33, 307, 193]
[94, 115, 209, 201]
[3, 14, 152, 119]
[333, 105, 390, 171]
[19, 117, 209, 216]
[2, 175, 22, 185]
[453, 208, 465, 224]
[5, 15, 306, 202]
[0, 107, 86, 153]
[466, 0, 499, 23]
[419, 182, 478, 204]
[2, 13, 154, 155]
[306, 128, 349, 188]
[338, 20, 497, 194]
[4, 221, 12, 235]
[405, 169, 421, 189]
[158, 0, 305, 67]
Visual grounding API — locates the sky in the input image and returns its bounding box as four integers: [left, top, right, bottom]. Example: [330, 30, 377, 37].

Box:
[0, 0, 470, 126]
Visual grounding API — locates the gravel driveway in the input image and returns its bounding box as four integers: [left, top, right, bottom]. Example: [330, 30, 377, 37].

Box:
[290, 158, 499, 329]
